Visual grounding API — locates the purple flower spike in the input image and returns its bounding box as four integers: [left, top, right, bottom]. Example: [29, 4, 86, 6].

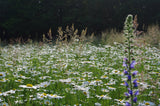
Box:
[126, 102, 131, 106]
[130, 60, 136, 69]
[132, 71, 138, 76]
[124, 69, 128, 75]
[127, 75, 131, 81]
[133, 97, 137, 103]
[134, 90, 139, 96]
[124, 81, 129, 87]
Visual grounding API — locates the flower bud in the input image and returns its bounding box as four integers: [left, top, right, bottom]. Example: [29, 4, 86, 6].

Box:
[133, 97, 137, 103]
[127, 75, 131, 81]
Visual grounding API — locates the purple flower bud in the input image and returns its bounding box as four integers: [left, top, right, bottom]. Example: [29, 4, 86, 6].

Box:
[133, 97, 137, 103]
[127, 75, 131, 81]
[124, 81, 129, 87]
[123, 62, 128, 67]
[125, 92, 130, 98]
[134, 83, 138, 88]
[130, 60, 136, 69]
[124, 58, 128, 61]
[124, 69, 128, 75]
[132, 71, 138, 76]
[133, 79, 138, 87]
[133, 79, 137, 84]
[129, 90, 133, 96]
[126, 102, 131, 106]
[134, 90, 139, 96]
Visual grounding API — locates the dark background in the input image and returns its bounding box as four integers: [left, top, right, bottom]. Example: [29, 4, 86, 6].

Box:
[0, 0, 160, 41]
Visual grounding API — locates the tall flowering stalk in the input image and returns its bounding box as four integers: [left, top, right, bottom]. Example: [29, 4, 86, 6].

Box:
[123, 14, 139, 106]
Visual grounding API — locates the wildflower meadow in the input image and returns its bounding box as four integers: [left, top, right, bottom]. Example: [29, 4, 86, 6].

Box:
[0, 15, 160, 106]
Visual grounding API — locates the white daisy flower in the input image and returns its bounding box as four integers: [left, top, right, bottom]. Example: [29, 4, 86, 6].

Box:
[96, 95, 112, 100]
[48, 94, 64, 99]
[19, 84, 37, 89]
[95, 102, 101, 106]
[0, 102, 9, 106]
[0, 72, 6, 78]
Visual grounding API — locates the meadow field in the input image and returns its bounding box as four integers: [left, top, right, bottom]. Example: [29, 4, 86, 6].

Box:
[0, 15, 160, 106]
[0, 39, 159, 106]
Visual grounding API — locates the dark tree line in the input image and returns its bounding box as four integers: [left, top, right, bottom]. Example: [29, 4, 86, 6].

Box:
[0, 0, 160, 41]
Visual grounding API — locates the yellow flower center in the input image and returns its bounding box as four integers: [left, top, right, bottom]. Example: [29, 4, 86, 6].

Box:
[43, 93, 47, 96]
[44, 84, 47, 87]
[96, 79, 100, 81]
[53, 95, 57, 97]
[18, 79, 22, 82]
[80, 78, 83, 80]
[100, 95, 104, 97]
[3, 104, 6, 106]
[46, 101, 49, 104]
[0, 79, 4, 81]
[115, 70, 118, 73]
[103, 75, 107, 78]
[0, 74, 3, 76]
[145, 102, 150, 105]
[119, 99, 122, 101]
[26, 84, 33, 87]
[83, 92, 87, 95]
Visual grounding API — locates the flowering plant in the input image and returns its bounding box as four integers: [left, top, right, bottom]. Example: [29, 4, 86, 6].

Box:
[123, 14, 139, 106]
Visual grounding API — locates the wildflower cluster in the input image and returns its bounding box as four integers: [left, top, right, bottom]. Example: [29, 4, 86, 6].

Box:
[123, 14, 139, 106]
